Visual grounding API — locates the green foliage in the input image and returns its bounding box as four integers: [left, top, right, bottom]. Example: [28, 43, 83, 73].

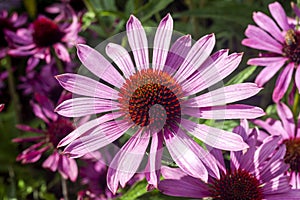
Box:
[226, 65, 257, 86]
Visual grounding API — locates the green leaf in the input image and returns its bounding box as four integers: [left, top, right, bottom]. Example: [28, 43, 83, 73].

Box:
[226, 65, 257, 86]
[118, 179, 148, 200]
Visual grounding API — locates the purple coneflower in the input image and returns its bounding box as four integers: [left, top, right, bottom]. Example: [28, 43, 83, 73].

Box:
[159, 121, 299, 199]
[242, 1, 300, 102]
[0, 10, 27, 58]
[254, 102, 300, 189]
[13, 93, 79, 181]
[55, 14, 264, 193]
[8, 5, 83, 70]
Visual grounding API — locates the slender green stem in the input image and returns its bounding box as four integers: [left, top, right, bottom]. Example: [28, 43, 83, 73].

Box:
[293, 88, 299, 122]
[51, 48, 64, 74]
[61, 176, 69, 200]
[3, 56, 21, 123]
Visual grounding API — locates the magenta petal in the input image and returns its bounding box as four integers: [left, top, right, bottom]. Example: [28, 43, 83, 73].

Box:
[269, 2, 290, 31]
[152, 14, 173, 71]
[0, 104, 4, 112]
[263, 176, 291, 195]
[42, 151, 59, 171]
[58, 112, 123, 147]
[247, 57, 287, 66]
[126, 15, 149, 70]
[180, 119, 248, 151]
[59, 155, 78, 182]
[163, 128, 208, 182]
[55, 97, 120, 117]
[76, 44, 125, 88]
[295, 65, 300, 92]
[64, 120, 131, 158]
[242, 38, 282, 54]
[273, 63, 294, 103]
[106, 43, 135, 78]
[164, 34, 191, 74]
[174, 34, 215, 83]
[107, 129, 150, 194]
[277, 102, 295, 137]
[145, 131, 163, 187]
[54, 43, 70, 62]
[254, 61, 285, 87]
[55, 73, 119, 99]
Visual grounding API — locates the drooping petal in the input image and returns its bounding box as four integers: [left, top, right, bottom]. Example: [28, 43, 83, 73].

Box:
[58, 155, 78, 182]
[255, 61, 285, 87]
[107, 129, 150, 194]
[54, 43, 70, 62]
[174, 34, 215, 83]
[42, 151, 59, 171]
[152, 14, 173, 71]
[295, 65, 300, 92]
[164, 34, 191, 74]
[253, 11, 284, 42]
[55, 73, 119, 99]
[183, 83, 262, 107]
[182, 104, 265, 119]
[126, 15, 149, 70]
[277, 102, 296, 137]
[76, 44, 125, 88]
[55, 97, 120, 117]
[64, 119, 131, 158]
[58, 112, 124, 147]
[180, 118, 248, 151]
[164, 128, 209, 182]
[273, 63, 294, 103]
[106, 43, 135, 78]
[269, 2, 290, 31]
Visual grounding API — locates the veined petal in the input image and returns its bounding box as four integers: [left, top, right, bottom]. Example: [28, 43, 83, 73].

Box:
[64, 119, 131, 158]
[107, 129, 150, 194]
[55, 73, 119, 99]
[183, 83, 262, 107]
[174, 34, 215, 83]
[273, 63, 294, 103]
[76, 44, 125, 88]
[277, 102, 295, 137]
[126, 15, 149, 70]
[42, 151, 59, 171]
[242, 38, 282, 54]
[247, 57, 287, 66]
[164, 128, 208, 182]
[253, 12, 284, 42]
[58, 112, 123, 147]
[296, 65, 300, 92]
[164, 34, 191, 74]
[152, 14, 173, 71]
[255, 61, 284, 87]
[106, 43, 135, 78]
[180, 118, 248, 151]
[269, 2, 290, 31]
[55, 97, 120, 117]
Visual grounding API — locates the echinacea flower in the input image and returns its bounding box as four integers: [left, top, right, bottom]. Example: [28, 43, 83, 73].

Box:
[8, 4, 84, 71]
[159, 121, 299, 199]
[13, 93, 79, 181]
[242, 1, 300, 102]
[55, 14, 264, 193]
[0, 10, 27, 58]
[254, 102, 300, 189]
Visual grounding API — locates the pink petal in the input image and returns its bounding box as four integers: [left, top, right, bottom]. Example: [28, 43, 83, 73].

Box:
[76, 44, 125, 88]
[247, 57, 287, 66]
[64, 119, 131, 158]
[55, 97, 120, 117]
[269, 2, 290, 31]
[273, 63, 294, 103]
[255, 61, 285, 87]
[182, 104, 265, 119]
[0, 104, 4, 112]
[277, 102, 295, 137]
[152, 14, 173, 71]
[163, 128, 209, 182]
[164, 34, 191, 74]
[253, 11, 284, 42]
[42, 151, 59, 171]
[59, 155, 78, 182]
[180, 118, 248, 151]
[106, 43, 135, 78]
[54, 43, 70, 62]
[55, 73, 119, 99]
[295, 65, 300, 92]
[174, 34, 215, 83]
[263, 176, 290, 194]
[184, 83, 262, 107]
[253, 118, 288, 138]
[145, 131, 163, 187]
[242, 38, 282, 54]
[126, 15, 149, 70]
[58, 112, 124, 147]
[107, 129, 150, 194]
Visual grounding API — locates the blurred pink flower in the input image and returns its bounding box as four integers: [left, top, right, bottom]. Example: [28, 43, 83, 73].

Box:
[13, 93, 79, 182]
[242, 1, 300, 102]
[0, 104, 4, 112]
[8, 5, 84, 71]
[254, 102, 300, 189]
[55, 14, 264, 193]
[0, 10, 27, 58]
[159, 121, 298, 199]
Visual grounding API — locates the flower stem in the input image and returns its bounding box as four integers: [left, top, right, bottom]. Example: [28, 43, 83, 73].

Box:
[293, 88, 299, 123]
[61, 176, 69, 200]
[3, 56, 21, 123]
[51, 48, 64, 74]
